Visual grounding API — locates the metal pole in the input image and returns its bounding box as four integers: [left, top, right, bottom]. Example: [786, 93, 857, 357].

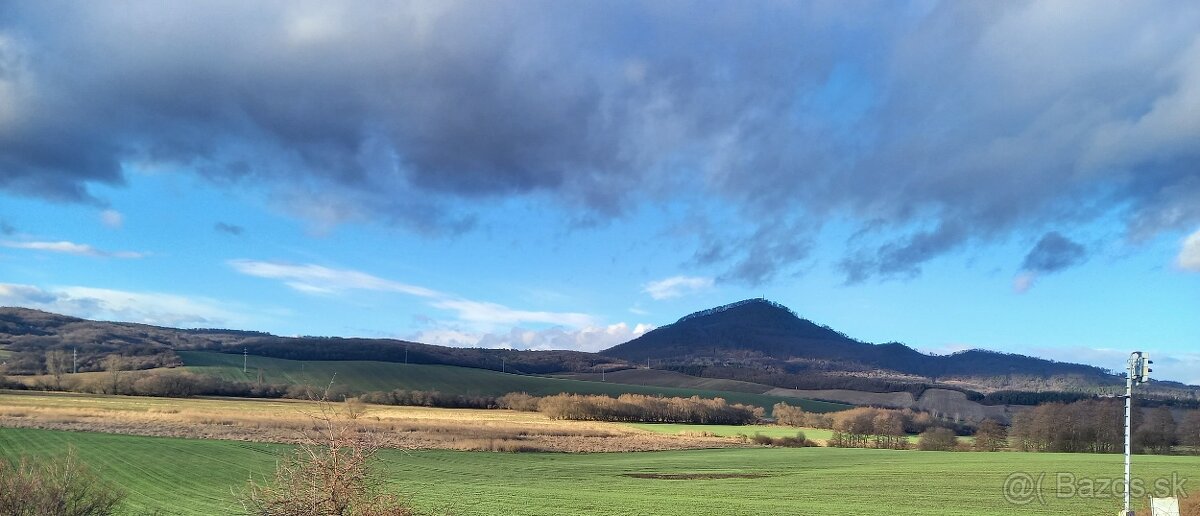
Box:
[1124, 370, 1132, 515]
[243, 348, 248, 374]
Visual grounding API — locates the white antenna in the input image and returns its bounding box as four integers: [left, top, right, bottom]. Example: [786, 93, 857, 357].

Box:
[72, 348, 77, 374]
[243, 348, 248, 374]
[501, 357, 506, 374]
[1123, 351, 1152, 516]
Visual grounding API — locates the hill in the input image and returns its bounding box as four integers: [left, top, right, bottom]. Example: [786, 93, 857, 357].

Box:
[0, 307, 621, 375]
[179, 351, 846, 413]
[601, 299, 1131, 394]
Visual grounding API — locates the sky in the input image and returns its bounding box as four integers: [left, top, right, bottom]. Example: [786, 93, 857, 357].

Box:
[0, 1, 1197, 384]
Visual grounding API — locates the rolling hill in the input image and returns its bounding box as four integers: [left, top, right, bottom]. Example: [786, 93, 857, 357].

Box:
[601, 298, 1123, 393]
[179, 351, 846, 413]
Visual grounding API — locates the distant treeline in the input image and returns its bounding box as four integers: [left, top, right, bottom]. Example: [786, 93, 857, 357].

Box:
[666, 365, 937, 396]
[186, 337, 620, 374]
[1010, 399, 1199, 454]
[520, 393, 763, 425]
[773, 403, 978, 450]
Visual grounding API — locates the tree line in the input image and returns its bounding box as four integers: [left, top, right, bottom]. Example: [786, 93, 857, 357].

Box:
[502, 393, 763, 425]
[1010, 399, 1200, 454]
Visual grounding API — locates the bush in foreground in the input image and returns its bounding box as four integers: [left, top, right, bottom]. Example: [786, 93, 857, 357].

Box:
[240, 398, 414, 516]
[0, 447, 125, 516]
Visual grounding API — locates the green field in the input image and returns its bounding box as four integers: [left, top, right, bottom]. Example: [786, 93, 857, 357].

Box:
[1, 427, 1196, 515]
[180, 351, 847, 413]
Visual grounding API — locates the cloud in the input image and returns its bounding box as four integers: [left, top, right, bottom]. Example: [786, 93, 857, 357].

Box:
[428, 298, 594, 328]
[230, 259, 596, 329]
[214, 222, 244, 235]
[1011, 232, 1088, 293]
[414, 322, 654, 352]
[228, 260, 441, 297]
[1, 240, 145, 258]
[1, 3, 1198, 282]
[0, 282, 245, 327]
[1178, 228, 1200, 272]
[642, 275, 713, 300]
[100, 209, 123, 229]
[1022, 232, 1087, 273]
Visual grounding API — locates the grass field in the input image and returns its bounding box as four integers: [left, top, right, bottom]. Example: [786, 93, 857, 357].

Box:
[1, 427, 1196, 515]
[179, 351, 847, 413]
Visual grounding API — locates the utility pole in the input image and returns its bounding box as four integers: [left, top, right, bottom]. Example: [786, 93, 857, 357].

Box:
[72, 348, 77, 374]
[243, 348, 248, 374]
[1124, 351, 1152, 516]
[501, 357, 506, 374]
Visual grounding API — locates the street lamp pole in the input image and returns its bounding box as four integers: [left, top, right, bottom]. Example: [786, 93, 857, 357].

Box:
[1123, 351, 1151, 516]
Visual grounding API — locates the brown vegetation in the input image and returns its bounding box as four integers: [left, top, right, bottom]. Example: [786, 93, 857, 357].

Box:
[240, 399, 414, 516]
[1010, 399, 1192, 454]
[0, 392, 737, 453]
[0, 446, 124, 515]
[535, 393, 762, 424]
[916, 427, 959, 451]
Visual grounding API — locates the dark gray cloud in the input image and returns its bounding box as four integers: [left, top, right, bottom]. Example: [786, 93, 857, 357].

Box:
[1022, 232, 1087, 273]
[213, 222, 244, 236]
[0, 1, 1197, 283]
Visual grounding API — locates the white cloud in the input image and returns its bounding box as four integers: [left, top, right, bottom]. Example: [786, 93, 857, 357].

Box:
[230, 259, 601, 331]
[415, 322, 655, 353]
[1, 240, 144, 258]
[429, 298, 595, 328]
[227, 260, 441, 297]
[100, 209, 124, 229]
[642, 275, 713, 300]
[1177, 228, 1200, 272]
[0, 283, 245, 328]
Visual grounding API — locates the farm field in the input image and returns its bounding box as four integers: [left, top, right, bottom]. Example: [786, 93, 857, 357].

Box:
[626, 423, 973, 445]
[0, 390, 734, 453]
[1, 427, 1197, 516]
[628, 422, 836, 442]
[178, 350, 848, 413]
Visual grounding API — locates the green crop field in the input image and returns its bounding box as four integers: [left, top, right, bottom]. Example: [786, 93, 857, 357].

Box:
[2, 427, 1196, 516]
[179, 351, 847, 414]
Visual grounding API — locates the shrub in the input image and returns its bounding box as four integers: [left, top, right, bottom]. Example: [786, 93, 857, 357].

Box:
[0, 446, 125, 515]
[497, 392, 541, 412]
[917, 427, 959, 451]
[239, 398, 414, 516]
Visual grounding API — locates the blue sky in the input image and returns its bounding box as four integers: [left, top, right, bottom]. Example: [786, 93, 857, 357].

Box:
[0, 1, 1197, 383]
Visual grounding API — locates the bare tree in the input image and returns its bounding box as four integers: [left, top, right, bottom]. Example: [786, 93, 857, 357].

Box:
[103, 355, 125, 395]
[973, 419, 1008, 452]
[239, 395, 413, 516]
[45, 350, 68, 390]
[1180, 411, 1200, 453]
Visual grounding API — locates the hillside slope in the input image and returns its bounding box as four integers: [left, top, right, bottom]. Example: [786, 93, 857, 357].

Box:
[602, 299, 1118, 391]
[179, 351, 848, 413]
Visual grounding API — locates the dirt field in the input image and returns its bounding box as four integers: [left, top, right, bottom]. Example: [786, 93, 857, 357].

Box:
[0, 390, 738, 452]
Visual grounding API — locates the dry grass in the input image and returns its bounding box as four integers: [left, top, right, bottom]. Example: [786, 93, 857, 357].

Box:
[0, 391, 738, 453]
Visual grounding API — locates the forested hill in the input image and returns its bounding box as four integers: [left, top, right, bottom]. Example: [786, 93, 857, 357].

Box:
[601, 298, 1115, 383]
[0, 307, 623, 375]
